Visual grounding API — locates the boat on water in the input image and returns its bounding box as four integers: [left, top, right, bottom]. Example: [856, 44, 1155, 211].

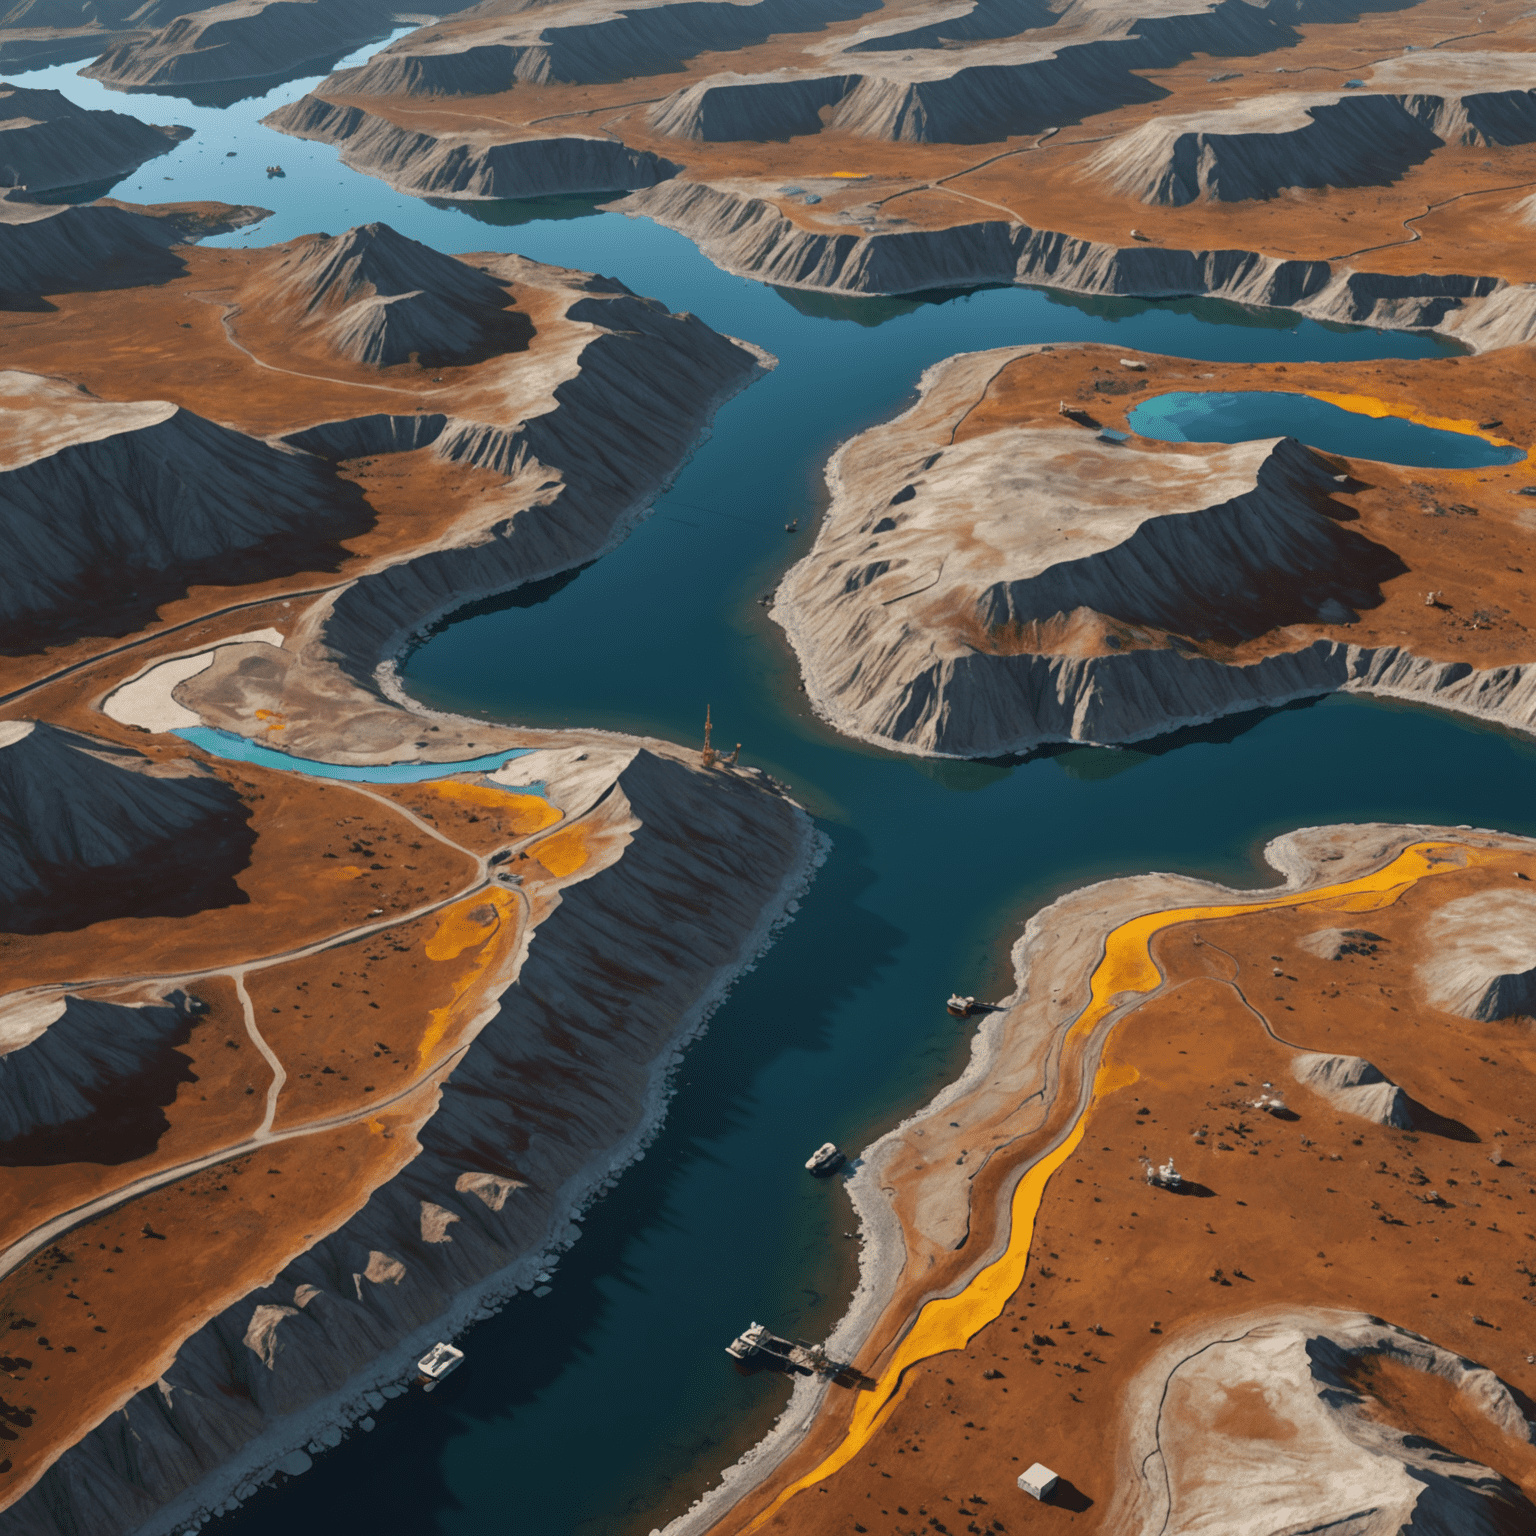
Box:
[416, 1341, 464, 1391]
[946, 993, 976, 1018]
[804, 1141, 845, 1175]
[725, 1322, 829, 1375]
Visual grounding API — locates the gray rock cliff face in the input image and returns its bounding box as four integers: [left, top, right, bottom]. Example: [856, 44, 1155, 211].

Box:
[1417, 889, 1536, 1020]
[81, 0, 431, 90]
[616, 178, 1536, 343]
[317, 0, 874, 96]
[262, 221, 530, 366]
[263, 94, 680, 199]
[0, 371, 370, 649]
[0, 991, 200, 1146]
[0, 82, 187, 192]
[0, 749, 813, 1536]
[1090, 74, 1536, 204]
[0, 196, 263, 301]
[0, 721, 251, 932]
[309, 268, 769, 693]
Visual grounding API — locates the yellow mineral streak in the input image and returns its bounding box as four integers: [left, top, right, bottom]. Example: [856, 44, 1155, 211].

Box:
[1302, 389, 1527, 457]
[432, 781, 562, 835]
[418, 888, 517, 1064]
[745, 840, 1485, 1530]
[529, 825, 589, 878]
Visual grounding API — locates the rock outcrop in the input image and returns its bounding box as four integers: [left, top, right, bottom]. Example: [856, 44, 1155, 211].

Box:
[249, 221, 532, 367]
[0, 747, 814, 1536]
[768, 344, 1536, 758]
[1297, 926, 1384, 961]
[1290, 1051, 1411, 1126]
[1417, 889, 1536, 1020]
[773, 358, 1408, 756]
[1089, 59, 1536, 204]
[80, 0, 427, 92]
[0, 721, 252, 933]
[1109, 1309, 1536, 1535]
[0, 195, 265, 303]
[616, 179, 1536, 344]
[316, 0, 874, 97]
[0, 82, 188, 193]
[262, 95, 681, 200]
[289, 259, 770, 702]
[0, 370, 371, 651]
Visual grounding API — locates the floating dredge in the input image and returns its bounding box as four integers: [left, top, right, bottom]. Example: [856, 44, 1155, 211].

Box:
[946, 993, 977, 1018]
[725, 1322, 835, 1376]
[805, 1141, 845, 1175]
[416, 1341, 464, 1392]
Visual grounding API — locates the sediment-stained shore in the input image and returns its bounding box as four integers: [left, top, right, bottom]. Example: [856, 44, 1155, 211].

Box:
[676, 823, 1536, 1535]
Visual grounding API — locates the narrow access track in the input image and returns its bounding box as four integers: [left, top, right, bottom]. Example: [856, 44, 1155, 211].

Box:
[0, 765, 594, 1284]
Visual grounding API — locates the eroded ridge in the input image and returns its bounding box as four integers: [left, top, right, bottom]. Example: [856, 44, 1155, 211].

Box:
[773, 340, 1536, 759]
[0, 206, 813, 1536]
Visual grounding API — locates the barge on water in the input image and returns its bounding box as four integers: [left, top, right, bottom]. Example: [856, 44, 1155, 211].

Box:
[725, 1323, 832, 1376]
[416, 1342, 464, 1391]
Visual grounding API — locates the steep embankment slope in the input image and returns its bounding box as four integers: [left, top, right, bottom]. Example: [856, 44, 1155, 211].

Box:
[0, 83, 189, 193]
[0, 370, 372, 651]
[263, 94, 682, 200]
[1088, 54, 1536, 204]
[0, 194, 265, 301]
[773, 341, 1536, 758]
[0, 720, 252, 932]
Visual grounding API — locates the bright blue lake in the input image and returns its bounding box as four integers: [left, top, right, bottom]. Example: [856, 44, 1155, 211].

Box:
[18, 49, 1535, 1536]
[1128, 388, 1526, 468]
[176, 726, 535, 783]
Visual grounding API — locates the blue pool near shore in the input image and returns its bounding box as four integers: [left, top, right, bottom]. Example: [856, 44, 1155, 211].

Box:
[1128, 389, 1527, 467]
[14, 44, 1536, 1536]
[175, 726, 535, 784]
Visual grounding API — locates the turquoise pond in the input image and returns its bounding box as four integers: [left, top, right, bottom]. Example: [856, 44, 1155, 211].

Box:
[1128, 388, 1528, 468]
[19, 48, 1536, 1536]
[174, 726, 536, 785]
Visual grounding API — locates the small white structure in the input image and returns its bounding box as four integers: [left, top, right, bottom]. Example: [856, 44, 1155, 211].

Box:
[416, 1342, 463, 1391]
[1146, 1155, 1183, 1189]
[805, 1142, 845, 1175]
[946, 993, 976, 1017]
[1018, 1463, 1059, 1501]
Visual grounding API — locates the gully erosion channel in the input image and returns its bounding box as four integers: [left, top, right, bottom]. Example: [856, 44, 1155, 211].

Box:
[18, 50, 1536, 1536]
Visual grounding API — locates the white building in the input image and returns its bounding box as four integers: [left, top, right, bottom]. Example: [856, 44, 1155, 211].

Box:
[1017, 1463, 1059, 1501]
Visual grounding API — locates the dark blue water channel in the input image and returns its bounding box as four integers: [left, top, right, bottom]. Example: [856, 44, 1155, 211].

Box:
[23, 52, 1536, 1536]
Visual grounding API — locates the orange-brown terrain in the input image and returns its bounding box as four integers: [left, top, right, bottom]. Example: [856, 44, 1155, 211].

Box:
[261, 0, 1536, 337]
[0, 168, 813, 1532]
[707, 828, 1536, 1536]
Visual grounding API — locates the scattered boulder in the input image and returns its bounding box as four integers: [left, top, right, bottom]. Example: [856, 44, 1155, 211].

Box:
[1297, 927, 1385, 961]
[1290, 1051, 1411, 1127]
